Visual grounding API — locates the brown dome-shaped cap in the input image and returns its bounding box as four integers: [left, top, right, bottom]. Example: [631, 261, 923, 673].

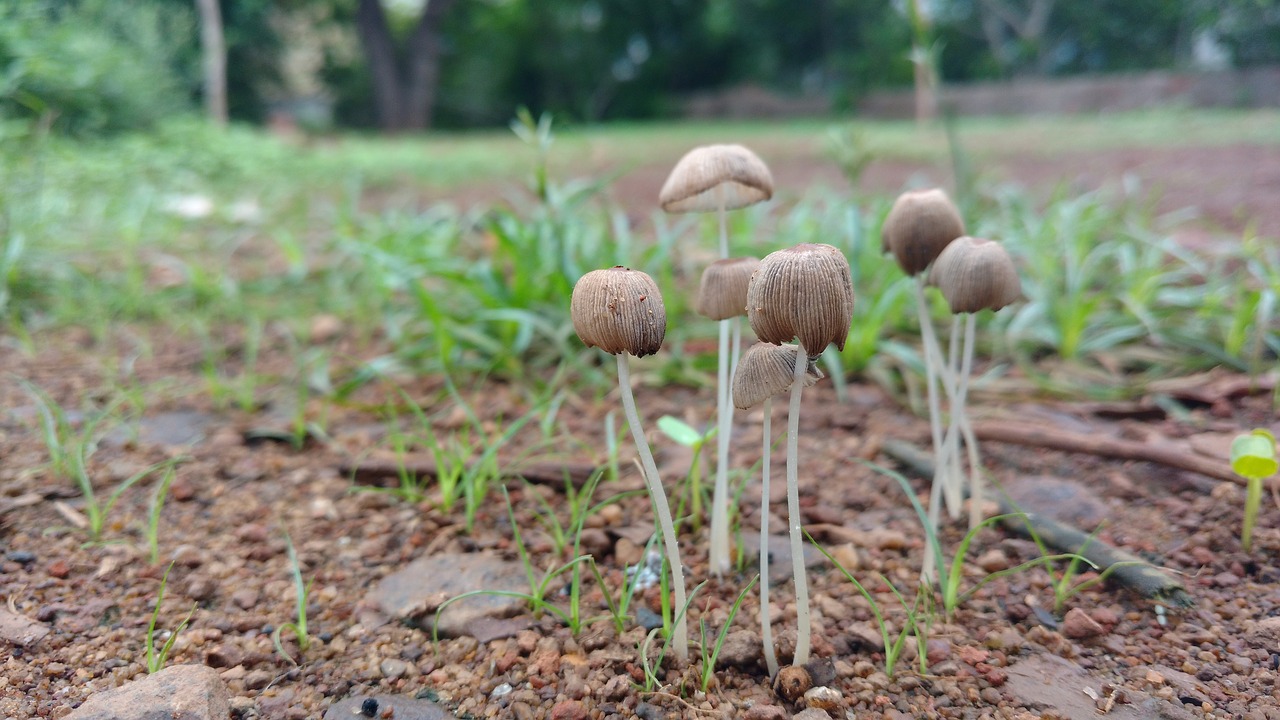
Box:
[696, 256, 760, 320]
[927, 236, 1022, 314]
[571, 266, 667, 356]
[747, 243, 854, 352]
[732, 342, 824, 409]
[659, 144, 774, 213]
[881, 188, 965, 276]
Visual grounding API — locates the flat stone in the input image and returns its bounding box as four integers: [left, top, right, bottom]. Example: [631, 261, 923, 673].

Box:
[0, 607, 49, 647]
[65, 664, 230, 720]
[103, 410, 215, 448]
[749, 534, 823, 584]
[323, 694, 453, 720]
[368, 553, 528, 638]
[1001, 476, 1110, 528]
[1006, 655, 1192, 720]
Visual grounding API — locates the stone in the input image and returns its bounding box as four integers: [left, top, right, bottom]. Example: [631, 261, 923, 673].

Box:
[743, 704, 788, 720]
[323, 694, 453, 720]
[1061, 607, 1106, 640]
[65, 664, 230, 720]
[716, 629, 762, 667]
[0, 607, 50, 647]
[368, 553, 530, 638]
[1244, 616, 1280, 647]
[1001, 476, 1110, 528]
[1006, 655, 1192, 720]
[380, 658, 409, 680]
[793, 710, 833, 720]
[550, 700, 588, 720]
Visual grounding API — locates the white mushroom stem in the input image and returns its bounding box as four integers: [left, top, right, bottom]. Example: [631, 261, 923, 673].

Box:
[759, 396, 779, 677]
[709, 185, 734, 575]
[616, 353, 688, 661]
[941, 313, 979, 526]
[916, 277, 949, 583]
[943, 315, 965, 519]
[787, 342, 813, 666]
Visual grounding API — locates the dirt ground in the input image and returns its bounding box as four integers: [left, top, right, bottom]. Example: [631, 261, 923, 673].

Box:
[1, 144, 1279, 720]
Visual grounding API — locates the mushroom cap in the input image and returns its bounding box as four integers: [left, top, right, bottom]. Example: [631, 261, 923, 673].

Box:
[881, 188, 966, 276]
[927, 236, 1022, 314]
[732, 342, 824, 409]
[747, 243, 854, 352]
[659, 144, 774, 213]
[696, 256, 760, 320]
[571, 266, 667, 356]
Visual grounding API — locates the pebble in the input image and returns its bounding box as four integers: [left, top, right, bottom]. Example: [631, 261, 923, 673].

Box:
[549, 700, 587, 720]
[48, 560, 70, 579]
[6, 551, 35, 564]
[743, 704, 788, 720]
[379, 659, 409, 680]
[230, 589, 259, 610]
[1062, 607, 1106, 639]
[243, 670, 272, 690]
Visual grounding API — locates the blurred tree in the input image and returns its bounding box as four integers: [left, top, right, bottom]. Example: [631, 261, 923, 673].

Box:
[356, 0, 459, 131]
[196, 0, 228, 125]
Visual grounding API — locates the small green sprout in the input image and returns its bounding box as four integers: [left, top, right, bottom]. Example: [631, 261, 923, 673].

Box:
[657, 415, 714, 530]
[272, 528, 314, 665]
[1231, 429, 1278, 553]
[146, 562, 196, 674]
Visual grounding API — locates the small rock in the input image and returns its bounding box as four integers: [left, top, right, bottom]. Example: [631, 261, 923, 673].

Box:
[6, 550, 35, 564]
[774, 664, 812, 702]
[48, 560, 71, 579]
[65, 665, 230, 720]
[578, 528, 611, 558]
[976, 549, 1010, 572]
[368, 553, 529, 638]
[235, 523, 270, 544]
[1062, 607, 1106, 640]
[230, 589, 258, 610]
[793, 710, 832, 720]
[186, 577, 217, 602]
[205, 645, 244, 669]
[243, 670, 272, 690]
[717, 630, 762, 667]
[804, 685, 842, 710]
[380, 658, 409, 680]
[1245, 616, 1280, 647]
[310, 314, 344, 343]
[550, 700, 587, 720]
[743, 704, 788, 720]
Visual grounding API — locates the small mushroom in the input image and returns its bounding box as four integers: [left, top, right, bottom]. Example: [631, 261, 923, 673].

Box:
[660, 144, 773, 577]
[733, 342, 821, 677]
[571, 267, 689, 661]
[746, 242, 853, 667]
[696, 256, 759, 321]
[881, 188, 966, 277]
[773, 664, 813, 703]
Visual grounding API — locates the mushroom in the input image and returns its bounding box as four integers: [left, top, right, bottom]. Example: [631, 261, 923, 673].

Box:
[746, 243, 853, 666]
[733, 342, 822, 677]
[927, 237, 1021, 536]
[661, 144, 774, 576]
[570, 266, 689, 660]
[880, 189, 967, 535]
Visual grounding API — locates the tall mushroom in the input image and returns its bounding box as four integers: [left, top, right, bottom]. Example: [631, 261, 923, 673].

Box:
[880, 189, 967, 526]
[747, 243, 854, 666]
[733, 342, 822, 677]
[927, 237, 1021, 535]
[661, 144, 774, 576]
[571, 266, 689, 661]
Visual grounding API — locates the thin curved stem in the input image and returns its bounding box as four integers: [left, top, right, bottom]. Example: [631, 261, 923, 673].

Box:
[787, 342, 812, 666]
[943, 314, 964, 519]
[759, 397, 778, 677]
[916, 278, 948, 582]
[617, 353, 688, 661]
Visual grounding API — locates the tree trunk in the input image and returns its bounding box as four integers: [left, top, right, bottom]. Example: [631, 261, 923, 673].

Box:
[356, 0, 457, 132]
[356, 0, 406, 131]
[402, 0, 458, 129]
[195, 0, 227, 126]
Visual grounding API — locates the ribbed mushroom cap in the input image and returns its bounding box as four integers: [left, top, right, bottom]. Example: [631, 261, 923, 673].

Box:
[696, 256, 760, 320]
[659, 144, 774, 213]
[571, 266, 667, 356]
[732, 342, 824, 409]
[881, 188, 966, 276]
[927, 236, 1022, 314]
[747, 243, 854, 352]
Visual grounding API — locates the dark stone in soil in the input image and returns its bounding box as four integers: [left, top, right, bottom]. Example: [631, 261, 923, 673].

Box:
[6, 550, 35, 564]
[324, 695, 452, 720]
[1002, 476, 1110, 528]
[368, 552, 528, 637]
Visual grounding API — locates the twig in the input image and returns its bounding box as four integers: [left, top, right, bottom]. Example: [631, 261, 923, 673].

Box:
[971, 420, 1245, 486]
[879, 438, 1192, 606]
[639, 691, 721, 716]
[338, 455, 598, 488]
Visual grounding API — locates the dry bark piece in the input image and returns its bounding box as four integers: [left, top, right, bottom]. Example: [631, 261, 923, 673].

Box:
[659, 144, 774, 213]
[881, 188, 966, 275]
[732, 342, 823, 409]
[697, 256, 760, 320]
[570, 266, 666, 357]
[747, 243, 854, 352]
[927, 236, 1022, 313]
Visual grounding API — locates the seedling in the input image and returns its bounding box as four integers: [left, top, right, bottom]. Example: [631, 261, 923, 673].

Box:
[808, 532, 931, 677]
[145, 562, 196, 674]
[661, 144, 773, 577]
[272, 527, 314, 666]
[1021, 526, 1141, 614]
[572, 266, 689, 660]
[637, 581, 706, 693]
[697, 574, 759, 693]
[145, 466, 176, 564]
[657, 415, 715, 530]
[746, 243, 854, 666]
[1231, 429, 1278, 552]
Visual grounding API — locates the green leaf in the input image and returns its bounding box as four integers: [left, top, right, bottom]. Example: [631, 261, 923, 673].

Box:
[1231, 430, 1278, 480]
[656, 415, 707, 447]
